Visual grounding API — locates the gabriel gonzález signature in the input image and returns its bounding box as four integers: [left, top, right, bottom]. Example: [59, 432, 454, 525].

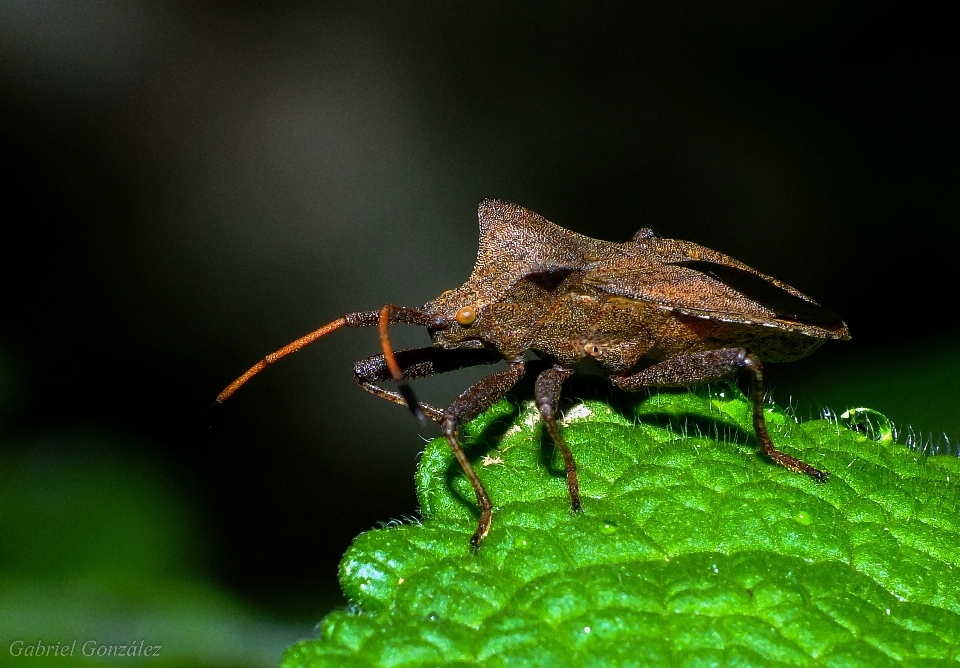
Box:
[9, 639, 161, 658]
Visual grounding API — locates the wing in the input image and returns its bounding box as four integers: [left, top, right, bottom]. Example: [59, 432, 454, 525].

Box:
[585, 237, 847, 335]
[671, 259, 844, 327]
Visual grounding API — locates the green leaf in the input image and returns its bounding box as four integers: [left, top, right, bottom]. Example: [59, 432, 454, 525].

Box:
[283, 386, 960, 667]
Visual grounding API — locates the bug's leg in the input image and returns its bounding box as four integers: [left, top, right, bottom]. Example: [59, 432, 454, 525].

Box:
[534, 366, 581, 512]
[217, 305, 443, 403]
[611, 348, 828, 482]
[739, 353, 828, 482]
[441, 359, 526, 550]
[354, 347, 504, 425]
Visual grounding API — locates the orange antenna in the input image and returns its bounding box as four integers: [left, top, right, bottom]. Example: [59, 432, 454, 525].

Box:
[379, 305, 426, 423]
[216, 317, 347, 403]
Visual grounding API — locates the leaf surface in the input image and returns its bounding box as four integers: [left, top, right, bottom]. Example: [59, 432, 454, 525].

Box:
[283, 386, 960, 667]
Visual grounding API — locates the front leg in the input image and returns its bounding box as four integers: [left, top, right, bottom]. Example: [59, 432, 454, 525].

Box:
[442, 359, 526, 550]
[611, 349, 828, 482]
[353, 347, 503, 424]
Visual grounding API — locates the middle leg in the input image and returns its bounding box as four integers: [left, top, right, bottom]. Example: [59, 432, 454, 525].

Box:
[534, 366, 581, 512]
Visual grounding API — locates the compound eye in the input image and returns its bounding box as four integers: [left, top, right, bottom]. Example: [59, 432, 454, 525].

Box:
[455, 305, 477, 326]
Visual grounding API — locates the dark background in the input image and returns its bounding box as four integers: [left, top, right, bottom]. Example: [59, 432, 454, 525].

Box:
[1, 0, 957, 657]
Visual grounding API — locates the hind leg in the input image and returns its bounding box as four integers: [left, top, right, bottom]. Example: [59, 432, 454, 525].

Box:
[612, 349, 828, 482]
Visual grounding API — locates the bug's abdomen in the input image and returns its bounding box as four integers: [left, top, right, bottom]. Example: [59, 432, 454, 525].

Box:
[643, 311, 828, 363]
[533, 292, 828, 372]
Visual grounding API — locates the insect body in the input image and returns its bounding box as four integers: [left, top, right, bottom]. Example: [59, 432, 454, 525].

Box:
[219, 199, 850, 549]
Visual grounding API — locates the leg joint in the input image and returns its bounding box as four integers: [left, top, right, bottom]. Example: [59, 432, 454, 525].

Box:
[738, 350, 761, 373]
[535, 396, 554, 418]
[441, 413, 458, 437]
[353, 355, 385, 385]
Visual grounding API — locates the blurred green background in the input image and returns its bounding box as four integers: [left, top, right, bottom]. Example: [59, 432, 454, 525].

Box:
[0, 2, 956, 665]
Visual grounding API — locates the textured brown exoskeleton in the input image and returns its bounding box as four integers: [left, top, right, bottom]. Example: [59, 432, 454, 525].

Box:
[218, 199, 850, 549]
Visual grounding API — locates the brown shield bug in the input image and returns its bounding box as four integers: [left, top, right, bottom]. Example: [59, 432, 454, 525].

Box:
[218, 199, 850, 549]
